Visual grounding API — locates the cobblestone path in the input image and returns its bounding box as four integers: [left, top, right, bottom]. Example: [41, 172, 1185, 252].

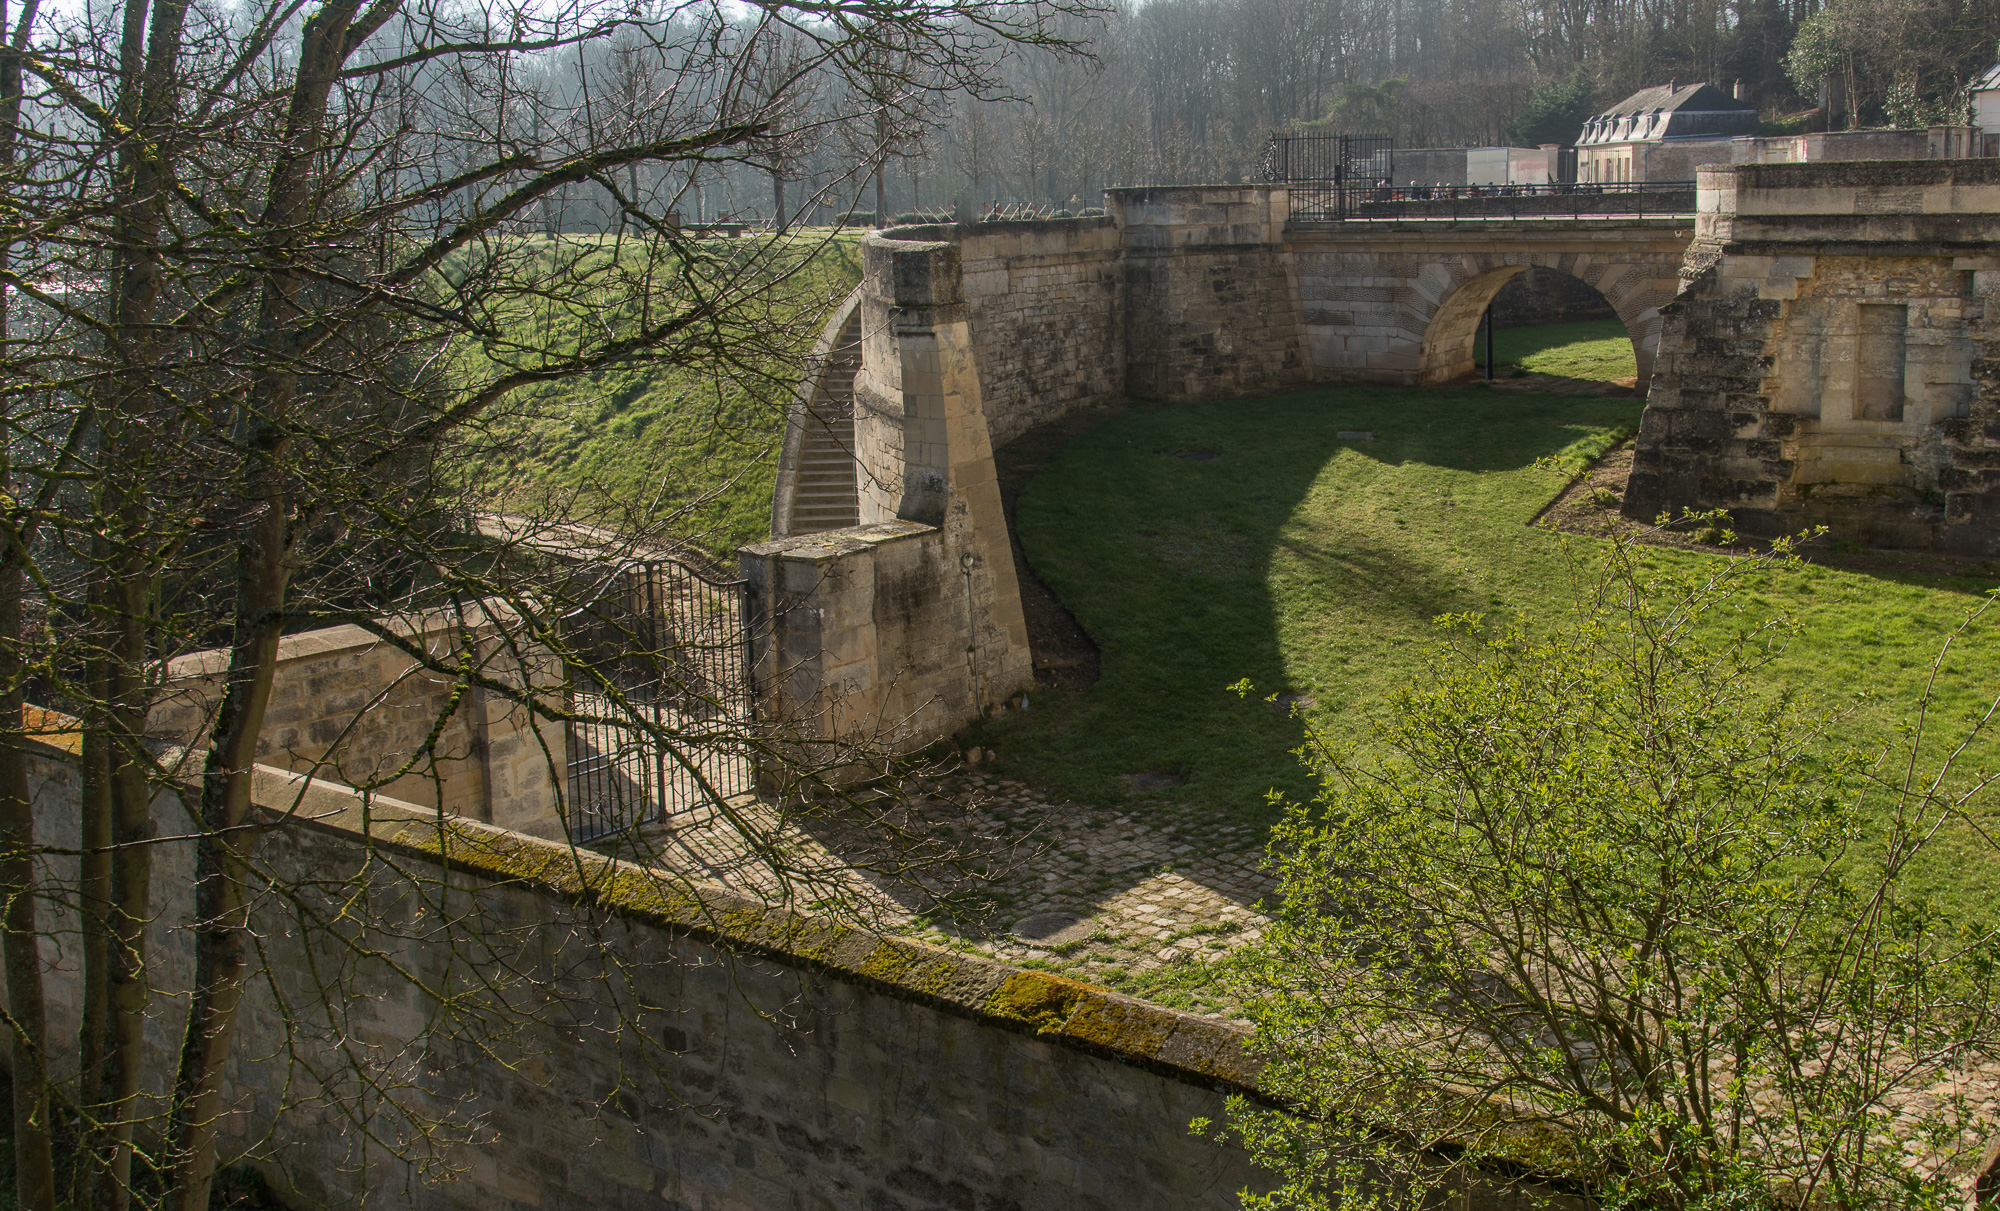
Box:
[601, 766, 1278, 1021]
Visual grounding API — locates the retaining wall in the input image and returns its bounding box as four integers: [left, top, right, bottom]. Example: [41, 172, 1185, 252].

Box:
[25, 723, 1273, 1210]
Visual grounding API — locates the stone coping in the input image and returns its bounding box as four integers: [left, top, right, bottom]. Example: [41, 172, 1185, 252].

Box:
[741, 519, 937, 564]
[161, 598, 521, 680]
[1103, 184, 1283, 196]
[1288, 216, 1696, 232]
[877, 216, 1116, 242]
[1714, 158, 2000, 190]
[20, 715, 1268, 1100]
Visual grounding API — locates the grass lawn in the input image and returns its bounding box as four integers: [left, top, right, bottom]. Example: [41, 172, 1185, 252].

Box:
[1494, 318, 1638, 380]
[977, 384, 2000, 913]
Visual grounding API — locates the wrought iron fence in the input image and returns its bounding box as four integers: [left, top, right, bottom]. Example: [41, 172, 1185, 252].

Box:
[1285, 179, 1696, 222]
[562, 556, 757, 842]
[1258, 132, 1396, 189]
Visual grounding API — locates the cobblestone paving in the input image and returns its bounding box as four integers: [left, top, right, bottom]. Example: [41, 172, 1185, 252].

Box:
[600, 765, 1278, 1021]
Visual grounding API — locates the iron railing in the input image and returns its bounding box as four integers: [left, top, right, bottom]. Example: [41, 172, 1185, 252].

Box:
[563, 556, 757, 842]
[1286, 179, 1697, 222]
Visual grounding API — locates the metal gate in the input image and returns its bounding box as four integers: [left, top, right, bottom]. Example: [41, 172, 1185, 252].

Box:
[1258, 132, 1395, 220]
[562, 557, 756, 842]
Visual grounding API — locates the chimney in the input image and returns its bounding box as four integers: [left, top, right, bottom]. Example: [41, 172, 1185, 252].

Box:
[1668, 76, 1678, 92]
[1734, 78, 1745, 100]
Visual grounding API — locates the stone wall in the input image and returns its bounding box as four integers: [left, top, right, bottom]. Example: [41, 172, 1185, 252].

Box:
[882, 219, 1125, 448]
[24, 732, 1274, 1210]
[1107, 187, 1311, 401]
[1626, 160, 2000, 553]
[147, 606, 565, 838]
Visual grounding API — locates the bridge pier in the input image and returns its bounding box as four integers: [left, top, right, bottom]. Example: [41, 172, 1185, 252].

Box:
[1627, 160, 2000, 554]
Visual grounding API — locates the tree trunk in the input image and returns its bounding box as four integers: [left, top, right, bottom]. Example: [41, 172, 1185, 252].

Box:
[0, 0, 55, 1201]
[0, 590, 52, 1211]
[169, 10, 353, 1205]
[77, 656, 112, 1190]
[84, 0, 188, 1198]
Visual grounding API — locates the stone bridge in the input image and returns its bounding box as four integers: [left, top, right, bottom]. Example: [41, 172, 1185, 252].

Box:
[748, 161, 2000, 757]
[1285, 220, 1688, 388]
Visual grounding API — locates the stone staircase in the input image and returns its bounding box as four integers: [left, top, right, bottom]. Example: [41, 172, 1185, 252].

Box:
[787, 312, 863, 535]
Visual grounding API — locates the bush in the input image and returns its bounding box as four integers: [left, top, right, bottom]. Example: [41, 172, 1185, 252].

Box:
[835, 210, 875, 226]
[1217, 530, 2000, 1211]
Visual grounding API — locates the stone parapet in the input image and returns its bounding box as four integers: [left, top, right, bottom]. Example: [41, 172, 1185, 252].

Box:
[1107, 185, 1291, 248]
[1697, 160, 2000, 248]
[148, 602, 565, 837]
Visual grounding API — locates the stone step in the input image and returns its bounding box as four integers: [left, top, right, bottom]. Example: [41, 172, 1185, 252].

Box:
[793, 510, 860, 529]
[785, 323, 862, 536]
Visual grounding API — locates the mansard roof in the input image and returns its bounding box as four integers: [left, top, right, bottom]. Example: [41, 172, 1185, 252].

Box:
[1598, 81, 1752, 118]
[1578, 81, 1759, 147]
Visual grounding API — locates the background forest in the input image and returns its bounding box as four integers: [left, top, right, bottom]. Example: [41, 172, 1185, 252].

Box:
[538, 0, 2000, 225]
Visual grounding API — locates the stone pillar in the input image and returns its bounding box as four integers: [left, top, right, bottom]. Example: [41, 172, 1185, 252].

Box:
[472, 627, 568, 840]
[1107, 186, 1309, 401]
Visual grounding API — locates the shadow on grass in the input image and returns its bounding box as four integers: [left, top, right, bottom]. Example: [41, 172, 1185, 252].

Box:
[969, 385, 1644, 832]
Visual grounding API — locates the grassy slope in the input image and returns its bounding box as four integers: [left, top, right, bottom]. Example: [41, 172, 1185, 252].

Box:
[458, 235, 864, 557]
[983, 384, 2000, 911]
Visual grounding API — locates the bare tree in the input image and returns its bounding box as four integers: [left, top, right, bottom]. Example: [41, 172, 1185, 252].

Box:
[0, 0, 1096, 1205]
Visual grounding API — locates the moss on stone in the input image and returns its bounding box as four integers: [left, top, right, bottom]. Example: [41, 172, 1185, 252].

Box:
[1059, 997, 1176, 1056]
[984, 971, 1093, 1034]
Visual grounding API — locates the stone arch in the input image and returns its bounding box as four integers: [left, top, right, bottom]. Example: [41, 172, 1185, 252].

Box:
[1413, 254, 1671, 389]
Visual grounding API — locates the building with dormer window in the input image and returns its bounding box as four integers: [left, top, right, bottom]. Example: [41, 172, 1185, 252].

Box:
[1576, 81, 1759, 182]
